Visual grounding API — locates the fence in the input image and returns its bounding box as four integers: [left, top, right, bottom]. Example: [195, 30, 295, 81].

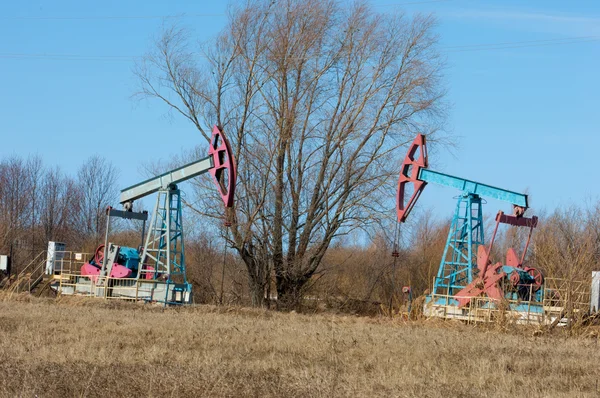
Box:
[56, 273, 190, 305]
[425, 277, 591, 325]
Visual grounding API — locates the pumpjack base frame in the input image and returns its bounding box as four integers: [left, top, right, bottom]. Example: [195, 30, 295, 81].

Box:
[51, 274, 192, 305]
[423, 291, 572, 326]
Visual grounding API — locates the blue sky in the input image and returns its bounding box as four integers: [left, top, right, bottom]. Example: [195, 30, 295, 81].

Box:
[0, 0, 598, 221]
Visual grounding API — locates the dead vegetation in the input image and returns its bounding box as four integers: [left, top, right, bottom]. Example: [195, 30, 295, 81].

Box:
[0, 294, 599, 397]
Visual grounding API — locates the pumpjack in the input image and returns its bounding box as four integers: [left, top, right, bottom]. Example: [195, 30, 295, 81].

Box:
[53, 126, 236, 304]
[396, 134, 545, 321]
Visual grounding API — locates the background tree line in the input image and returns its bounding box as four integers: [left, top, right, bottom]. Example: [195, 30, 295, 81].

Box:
[0, 154, 119, 273]
[1, 152, 599, 313]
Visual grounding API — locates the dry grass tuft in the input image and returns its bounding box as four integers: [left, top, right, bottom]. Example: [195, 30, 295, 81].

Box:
[0, 293, 599, 397]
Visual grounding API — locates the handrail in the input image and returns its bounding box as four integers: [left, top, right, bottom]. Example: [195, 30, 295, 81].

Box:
[16, 250, 47, 281]
[10, 250, 47, 293]
[13, 250, 92, 293]
[28, 259, 48, 292]
[55, 273, 187, 305]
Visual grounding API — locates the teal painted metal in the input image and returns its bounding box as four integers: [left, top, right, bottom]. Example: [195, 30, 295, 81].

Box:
[432, 193, 484, 298]
[139, 186, 192, 303]
[162, 188, 185, 277]
[418, 168, 528, 207]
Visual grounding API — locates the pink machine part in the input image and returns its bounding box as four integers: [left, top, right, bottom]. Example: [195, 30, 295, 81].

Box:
[141, 265, 155, 280]
[80, 244, 105, 281]
[454, 211, 540, 307]
[208, 125, 237, 208]
[80, 263, 132, 283]
[80, 244, 133, 282]
[397, 134, 428, 223]
[80, 262, 101, 282]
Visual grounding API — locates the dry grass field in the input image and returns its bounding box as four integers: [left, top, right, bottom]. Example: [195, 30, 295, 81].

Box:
[0, 294, 599, 397]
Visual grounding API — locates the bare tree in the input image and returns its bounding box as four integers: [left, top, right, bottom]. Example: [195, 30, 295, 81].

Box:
[0, 157, 32, 252]
[25, 155, 43, 252]
[40, 166, 79, 244]
[136, 0, 446, 307]
[532, 206, 598, 281]
[408, 210, 448, 294]
[0, 155, 42, 272]
[76, 156, 119, 243]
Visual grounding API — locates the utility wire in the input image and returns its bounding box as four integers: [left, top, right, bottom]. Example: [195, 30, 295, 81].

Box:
[0, 53, 139, 61]
[0, 13, 224, 21]
[444, 35, 600, 52]
[0, 0, 453, 21]
[377, 0, 453, 6]
[0, 35, 597, 62]
[444, 35, 600, 50]
[0, 0, 454, 21]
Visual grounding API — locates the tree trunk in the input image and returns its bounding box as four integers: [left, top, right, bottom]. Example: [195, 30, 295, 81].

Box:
[276, 275, 307, 310]
[236, 245, 270, 308]
[249, 279, 267, 307]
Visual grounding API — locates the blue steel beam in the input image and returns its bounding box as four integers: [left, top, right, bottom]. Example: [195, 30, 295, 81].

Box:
[418, 168, 528, 208]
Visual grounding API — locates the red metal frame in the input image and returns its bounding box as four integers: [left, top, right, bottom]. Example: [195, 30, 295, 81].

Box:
[94, 244, 105, 265]
[455, 211, 540, 307]
[455, 246, 506, 306]
[208, 125, 237, 208]
[397, 134, 428, 223]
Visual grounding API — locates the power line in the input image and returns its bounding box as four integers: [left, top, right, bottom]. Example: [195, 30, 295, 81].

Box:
[376, 0, 453, 6]
[0, 0, 453, 21]
[0, 53, 139, 61]
[444, 36, 600, 52]
[0, 13, 224, 21]
[445, 35, 600, 50]
[0, 35, 597, 62]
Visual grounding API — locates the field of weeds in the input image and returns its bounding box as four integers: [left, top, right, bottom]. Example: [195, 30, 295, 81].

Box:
[0, 294, 599, 397]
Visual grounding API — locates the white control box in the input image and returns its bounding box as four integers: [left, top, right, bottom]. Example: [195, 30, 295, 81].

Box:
[45, 241, 66, 275]
[0, 255, 8, 272]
